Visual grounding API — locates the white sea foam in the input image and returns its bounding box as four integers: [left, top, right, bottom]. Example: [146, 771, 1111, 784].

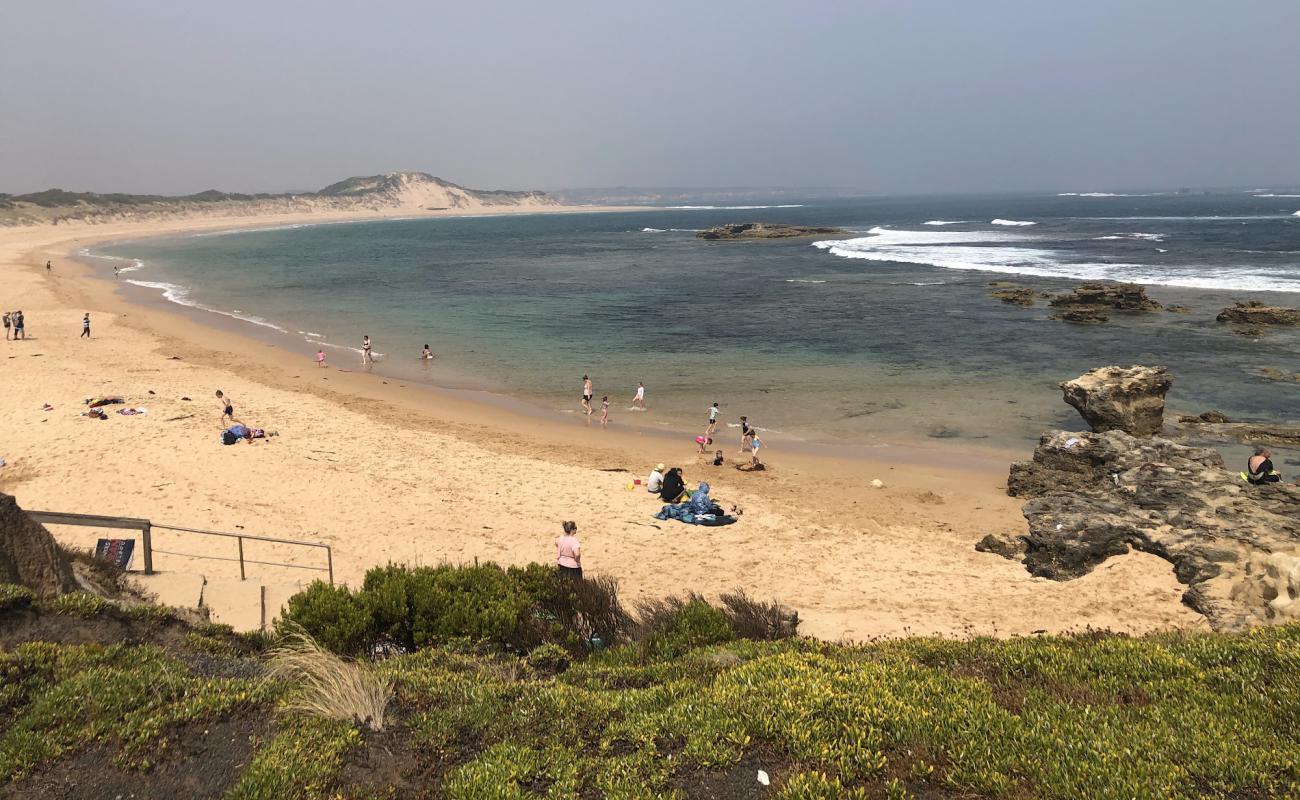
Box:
[1092, 233, 1166, 242]
[812, 227, 1300, 292]
[1253, 194, 1300, 198]
[125, 279, 290, 333]
[990, 219, 1037, 226]
[1294, 210, 1300, 217]
[923, 220, 966, 226]
[667, 204, 805, 210]
[1057, 192, 1162, 197]
[641, 227, 666, 232]
[784, 279, 827, 284]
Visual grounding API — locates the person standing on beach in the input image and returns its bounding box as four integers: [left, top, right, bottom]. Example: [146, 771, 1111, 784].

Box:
[600, 396, 610, 426]
[706, 402, 720, 436]
[45, 260, 51, 273]
[750, 432, 765, 467]
[13, 310, 24, 340]
[3, 312, 10, 340]
[739, 416, 753, 453]
[316, 349, 327, 368]
[114, 265, 120, 278]
[632, 382, 646, 409]
[80, 313, 91, 338]
[582, 375, 593, 415]
[362, 335, 373, 365]
[555, 521, 583, 579]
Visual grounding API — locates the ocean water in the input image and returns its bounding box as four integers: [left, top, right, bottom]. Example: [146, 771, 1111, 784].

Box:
[89, 193, 1300, 450]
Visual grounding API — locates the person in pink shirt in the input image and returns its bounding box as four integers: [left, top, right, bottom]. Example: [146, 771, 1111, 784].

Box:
[555, 521, 582, 579]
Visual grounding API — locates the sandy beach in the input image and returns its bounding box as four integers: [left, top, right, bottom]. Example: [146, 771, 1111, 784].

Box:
[0, 208, 1204, 639]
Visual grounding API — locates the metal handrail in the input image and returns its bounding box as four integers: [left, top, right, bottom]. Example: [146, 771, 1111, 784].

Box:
[27, 510, 333, 584]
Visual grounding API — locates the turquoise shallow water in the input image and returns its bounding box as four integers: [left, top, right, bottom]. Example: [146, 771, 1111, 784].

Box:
[89, 194, 1300, 452]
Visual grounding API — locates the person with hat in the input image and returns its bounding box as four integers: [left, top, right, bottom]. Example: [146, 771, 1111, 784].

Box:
[646, 463, 665, 494]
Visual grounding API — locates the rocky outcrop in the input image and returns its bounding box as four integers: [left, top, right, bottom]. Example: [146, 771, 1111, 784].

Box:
[1060, 366, 1172, 437]
[1051, 308, 1109, 324]
[1256, 367, 1300, 383]
[0, 493, 78, 599]
[1177, 410, 1231, 424]
[1049, 283, 1163, 313]
[989, 286, 1036, 306]
[1169, 423, 1300, 448]
[696, 223, 844, 240]
[989, 430, 1300, 631]
[1216, 301, 1300, 327]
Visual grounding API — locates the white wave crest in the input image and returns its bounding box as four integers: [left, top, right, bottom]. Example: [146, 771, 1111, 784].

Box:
[641, 227, 666, 232]
[812, 227, 1300, 292]
[991, 219, 1037, 226]
[667, 204, 805, 210]
[784, 279, 827, 284]
[922, 220, 966, 226]
[1057, 192, 1161, 197]
[1294, 210, 1300, 217]
[1253, 194, 1300, 198]
[1092, 233, 1166, 242]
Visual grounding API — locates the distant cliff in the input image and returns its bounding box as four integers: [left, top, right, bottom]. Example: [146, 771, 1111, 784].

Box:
[0, 172, 560, 227]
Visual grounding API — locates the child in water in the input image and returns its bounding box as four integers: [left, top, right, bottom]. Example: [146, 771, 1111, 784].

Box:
[600, 396, 610, 425]
[316, 350, 327, 368]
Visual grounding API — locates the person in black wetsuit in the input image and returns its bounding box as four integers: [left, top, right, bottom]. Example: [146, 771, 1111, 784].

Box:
[659, 467, 686, 502]
[1247, 447, 1281, 485]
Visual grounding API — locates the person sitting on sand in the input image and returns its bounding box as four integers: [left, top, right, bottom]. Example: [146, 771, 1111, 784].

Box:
[1246, 447, 1282, 485]
[555, 521, 582, 579]
[647, 463, 665, 494]
[659, 467, 686, 503]
[712, 450, 725, 467]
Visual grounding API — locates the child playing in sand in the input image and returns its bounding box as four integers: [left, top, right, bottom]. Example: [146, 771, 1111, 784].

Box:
[600, 396, 610, 425]
[712, 450, 725, 467]
[316, 349, 327, 368]
[696, 434, 713, 452]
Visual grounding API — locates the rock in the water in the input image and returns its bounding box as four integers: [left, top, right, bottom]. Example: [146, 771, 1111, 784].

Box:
[989, 286, 1036, 306]
[1050, 307, 1109, 324]
[1060, 365, 1172, 437]
[995, 430, 1300, 631]
[1256, 367, 1300, 383]
[695, 223, 845, 240]
[1165, 305, 1192, 314]
[0, 493, 79, 599]
[1169, 422, 1300, 448]
[1216, 301, 1300, 327]
[1049, 283, 1163, 312]
[1176, 410, 1231, 424]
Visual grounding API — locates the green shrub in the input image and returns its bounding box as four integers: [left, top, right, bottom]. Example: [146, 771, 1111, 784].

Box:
[49, 592, 107, 618]
[224, 716, 359, 800]
[719, 589, 799, 641]
[280, 582, 373, 656]
[0, 584, 36, 612]
[525, 643, 571, 676]
[637, 595, 735, 660]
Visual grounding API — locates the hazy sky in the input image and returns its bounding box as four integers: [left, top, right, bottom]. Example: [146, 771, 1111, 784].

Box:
[3, 1, 1298, 195]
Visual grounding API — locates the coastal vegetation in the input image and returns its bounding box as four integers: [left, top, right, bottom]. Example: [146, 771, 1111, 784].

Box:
[3, 566, 1300, 798]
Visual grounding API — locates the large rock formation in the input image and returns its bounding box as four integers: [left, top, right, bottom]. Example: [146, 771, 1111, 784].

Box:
[696, 223, 844, 240]
[1049, 283, 1163, 313]
[1216, 301, 1300, 327]
[988, 286, 1036, 306]
[1059, 365, 1172, 437]
[987, 430, 1300, 631]
[0, 493, 78, 599]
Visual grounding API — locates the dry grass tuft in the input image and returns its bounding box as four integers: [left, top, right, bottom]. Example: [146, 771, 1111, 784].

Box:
[265, 622, 392, 731]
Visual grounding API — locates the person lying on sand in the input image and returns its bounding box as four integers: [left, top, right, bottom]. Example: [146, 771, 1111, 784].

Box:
[221, 423, 277, 444]
[85, 395, 125, 408]
[1245, 447, 1282, 485]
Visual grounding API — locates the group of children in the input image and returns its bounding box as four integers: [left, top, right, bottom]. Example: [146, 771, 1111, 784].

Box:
[696, 402, 763, 467]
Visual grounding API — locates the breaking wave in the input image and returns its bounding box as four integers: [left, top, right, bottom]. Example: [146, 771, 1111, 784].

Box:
[812, 227, 1300, 292]
[923, 220, 966, 226]
[990, 219, 1037, 226]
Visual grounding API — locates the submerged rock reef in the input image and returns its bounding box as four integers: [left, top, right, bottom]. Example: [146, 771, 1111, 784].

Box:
[695, 223, 844, 240]
[980, 365, 1300, 632]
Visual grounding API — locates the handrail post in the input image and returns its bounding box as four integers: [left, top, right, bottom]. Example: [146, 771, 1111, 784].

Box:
[326, 546, 334, 586]
[141, 522, 154, 575]
[238, 536, 246, 581]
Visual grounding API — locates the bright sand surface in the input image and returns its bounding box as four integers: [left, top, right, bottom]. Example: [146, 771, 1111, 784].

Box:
[0, 207, 1204, 639]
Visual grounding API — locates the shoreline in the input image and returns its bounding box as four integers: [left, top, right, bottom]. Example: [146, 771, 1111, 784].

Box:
[0, 206, 1203, 640]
